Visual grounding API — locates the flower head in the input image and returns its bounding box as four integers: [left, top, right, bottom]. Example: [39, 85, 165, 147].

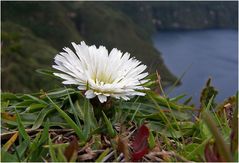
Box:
[53, 41, 149, 103]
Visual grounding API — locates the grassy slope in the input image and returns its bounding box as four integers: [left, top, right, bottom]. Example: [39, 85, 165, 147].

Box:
[1, 22, 60, 92]
[1, 1, 83, 50]
[1, 1, 177, 92]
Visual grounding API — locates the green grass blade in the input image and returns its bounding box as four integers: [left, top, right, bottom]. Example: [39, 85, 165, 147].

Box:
[48, 135, 58, 162]
[28, 132, 42, 154]
[202, 111, 233, 161]
[57, 148, 67, 162]
[66, 89, 82, 128]
[202, 96, 233, 161]
[39, 121, 50, 145]
[102, 111, 116, 138]
[186, 137, 210, 160]
[95, 148, 110, 162]
[36, 68, 57, 78]
[27, 122, 49, 161]
[26, 103, 46, 112]
[231, 92, 238, 160]
[147, 93, 180, 142]
[82, 99, 98, 139]
[155, 73, 186, 144]
[24, 94, 48, 105]
[1, 150, 18, 162]
[147, 91, 193, 110]
[31, 107, 54, 130]
[14, 108, 31, 142]
[169, 94, 186, 102]
[130, 103, 141, 121]
[148, 130, 156, 149]
[46, 94, 86, 142]
[15, 140, 29, 160]
[44, 88, 76, 99]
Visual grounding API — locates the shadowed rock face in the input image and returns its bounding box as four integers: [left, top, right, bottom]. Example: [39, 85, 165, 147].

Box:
[2, 1, 236, 92]
[107, 1, 237, 30]
[150, 1, 238, 30]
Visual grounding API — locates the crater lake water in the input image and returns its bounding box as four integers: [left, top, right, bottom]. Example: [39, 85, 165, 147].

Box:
[153, 30, 238, 105]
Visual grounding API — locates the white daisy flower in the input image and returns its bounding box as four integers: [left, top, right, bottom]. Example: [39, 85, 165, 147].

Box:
[53, 41, 149, 103]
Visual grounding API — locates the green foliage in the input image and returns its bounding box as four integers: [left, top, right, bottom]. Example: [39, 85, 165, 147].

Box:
[2, 1, 83, 49]
[148, 130, 156, 149]
[46, 94, 86, 142]
[1, 76, 237, 161]
[200, 78, 218, 109]
[102, 111, 116, 138]
[1, 22, 60, 92]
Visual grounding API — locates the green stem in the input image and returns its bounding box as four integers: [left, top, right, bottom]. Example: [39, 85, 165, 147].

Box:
[202, 111, 233, 162]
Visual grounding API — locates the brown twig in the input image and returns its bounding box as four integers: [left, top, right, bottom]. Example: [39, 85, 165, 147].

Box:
[1, 129, 74, 140]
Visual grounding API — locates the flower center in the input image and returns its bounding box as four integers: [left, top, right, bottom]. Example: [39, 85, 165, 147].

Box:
[93, 72, 115, 85]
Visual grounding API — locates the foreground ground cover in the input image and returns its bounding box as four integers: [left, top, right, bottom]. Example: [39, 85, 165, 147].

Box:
[1, 75, 238, 162]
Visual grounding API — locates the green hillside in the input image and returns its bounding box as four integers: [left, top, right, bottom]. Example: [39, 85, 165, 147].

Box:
[1, 22, 60, 92]
[1, 1, 237, 92]
[1, 2, 83, 50]
[1, 1, 177, 92]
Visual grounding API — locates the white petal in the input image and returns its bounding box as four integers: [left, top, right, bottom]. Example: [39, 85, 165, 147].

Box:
[77, 85, 86, 90]
[85, 90, 96, 99]
[121, 96, 130, 101]
[98, 95, 107, 103]
[62, 80, 79, 85]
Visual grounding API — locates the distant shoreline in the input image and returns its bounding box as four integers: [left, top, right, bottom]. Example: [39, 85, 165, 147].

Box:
[154, 28, 238, 33]
[153, 29, 238, 105]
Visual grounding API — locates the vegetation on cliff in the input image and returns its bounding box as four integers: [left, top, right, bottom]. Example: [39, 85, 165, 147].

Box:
[2, 1, 177, 93]
[1, 22, 59, 92]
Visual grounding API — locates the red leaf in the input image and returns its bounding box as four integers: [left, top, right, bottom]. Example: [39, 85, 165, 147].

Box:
[131, 125, 150, 161]
[64, 136, 79, 161]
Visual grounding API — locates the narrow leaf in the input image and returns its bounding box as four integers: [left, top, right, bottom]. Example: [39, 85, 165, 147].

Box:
[67, 90, 82, 128]
[31, 107, 54, 130]
[15, 140, 29, 160]
[46, 94, 86, 141]
[95, 148, 110, 162]
[202, 110, 233, 161]
[148, 131, 155, 149]
[15, 108, 31, 142]
[102, 111, 116, 138]
[2, 132, 18, 151]
[48, 135, 58, 162]
[1, 150, 18, 162]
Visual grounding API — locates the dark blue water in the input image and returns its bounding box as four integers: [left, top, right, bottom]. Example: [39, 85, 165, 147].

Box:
[153, 30, 238, 105]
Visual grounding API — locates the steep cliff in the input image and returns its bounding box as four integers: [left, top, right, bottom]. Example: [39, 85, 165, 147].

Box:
[2, 2, 177, 92]
[107, 1, 237, 30]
